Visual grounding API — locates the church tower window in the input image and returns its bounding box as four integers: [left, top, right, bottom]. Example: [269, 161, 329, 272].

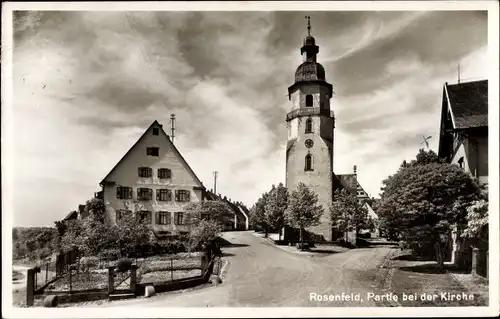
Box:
[305, 117, 313, 133]
[305, 154, 314, 171]
[305, 94, 313, 107]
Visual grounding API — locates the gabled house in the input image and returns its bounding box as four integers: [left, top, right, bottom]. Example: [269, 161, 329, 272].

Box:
[438, 80, 488, 184]
[437, 79, 488, 272]
[332, 165, 379, 240]
[99, 120, 205, 237]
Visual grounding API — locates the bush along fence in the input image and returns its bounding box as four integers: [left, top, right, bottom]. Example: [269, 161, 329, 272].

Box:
[26, 244, 222, 307]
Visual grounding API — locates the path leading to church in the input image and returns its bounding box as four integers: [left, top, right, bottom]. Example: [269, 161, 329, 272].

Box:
[101, 231, 395, 307]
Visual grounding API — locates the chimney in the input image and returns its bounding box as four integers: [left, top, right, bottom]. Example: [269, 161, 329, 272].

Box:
[353, 165, 357, 175]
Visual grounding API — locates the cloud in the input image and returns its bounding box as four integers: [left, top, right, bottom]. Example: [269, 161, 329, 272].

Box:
[8, 10, 488, 226]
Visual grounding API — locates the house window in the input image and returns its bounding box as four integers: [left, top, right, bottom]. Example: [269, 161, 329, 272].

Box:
[146, 147, 159, 156]
[137, 211, 152, 224]
[305, 117, 313, 133]
[138, 167, 152, 178]
[458, 157, 464, 169]
[305, 94, 313, 107]
[174, 212, 185, 225]
[152, 128, 159, 135]
[158, 168, 172, 179]
[156, 211, 171, 225]
[116, 186, 133, 199]
[305, 154, 313, 171]
[116, 210, 132, 222]
[175, 190, 191, 202]
[137, 188, 153, 201]
[156, 189, 172, 201]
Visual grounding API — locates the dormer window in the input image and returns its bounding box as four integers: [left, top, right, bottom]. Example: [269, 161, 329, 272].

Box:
[305, 94, 313, 107]
[152, 128, 159, 135]
[147, 147, 159, 156]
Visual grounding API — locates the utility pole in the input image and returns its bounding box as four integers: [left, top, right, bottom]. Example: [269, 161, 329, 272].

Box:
[458, 63, 461, 84]
[170, 114, 176, 144]
[213, 171, 218, 195]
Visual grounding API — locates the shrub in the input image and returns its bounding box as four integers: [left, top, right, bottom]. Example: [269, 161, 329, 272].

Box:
[116, 258, 133, 273]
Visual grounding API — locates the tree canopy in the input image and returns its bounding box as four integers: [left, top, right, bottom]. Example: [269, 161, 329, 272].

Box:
[265, 183, 288, 240]
[285, 182, 324, 247]
[376, 149, 482, 266]
[330, 188, 370, 236]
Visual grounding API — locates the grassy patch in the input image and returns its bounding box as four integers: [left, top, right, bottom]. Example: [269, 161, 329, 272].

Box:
[139, 269, 202, 283]
[390, 259, 488, 307]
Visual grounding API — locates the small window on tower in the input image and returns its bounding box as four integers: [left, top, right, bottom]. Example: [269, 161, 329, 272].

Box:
[152, 128, 159, 135]
[305, 94, 313, 107]
[305, 118, 313, 133]
[305, 154, 313, 171]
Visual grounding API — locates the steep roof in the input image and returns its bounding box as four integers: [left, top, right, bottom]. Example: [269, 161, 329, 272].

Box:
[444, 80, 488, 129]
[100, 120, 204, 188]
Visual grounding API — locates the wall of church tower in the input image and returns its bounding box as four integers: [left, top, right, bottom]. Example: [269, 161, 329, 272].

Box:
[286, 84, 334, 241]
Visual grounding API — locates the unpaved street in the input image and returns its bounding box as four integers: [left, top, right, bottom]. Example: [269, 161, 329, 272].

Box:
[101, 231, 396, 307]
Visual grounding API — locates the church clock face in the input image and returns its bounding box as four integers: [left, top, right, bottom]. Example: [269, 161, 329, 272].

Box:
[305, 139, 314, 148]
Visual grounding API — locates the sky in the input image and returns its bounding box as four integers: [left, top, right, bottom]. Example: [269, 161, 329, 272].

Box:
[9, 10, 488, 227]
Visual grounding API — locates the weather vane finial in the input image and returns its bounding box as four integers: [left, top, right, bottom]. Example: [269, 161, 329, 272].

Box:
[305, 16, 311, 36]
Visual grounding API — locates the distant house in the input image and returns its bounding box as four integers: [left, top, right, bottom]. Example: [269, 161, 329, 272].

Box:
[204, 190, 249, 231]
[438, 80, 488, 184]
[332, 165, 379, 239]
[98, 120, 205, 237]
[62, 204, 87, 222]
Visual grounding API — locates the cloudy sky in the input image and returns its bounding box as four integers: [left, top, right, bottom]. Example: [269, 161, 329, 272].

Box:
[9, 9, 488, 226]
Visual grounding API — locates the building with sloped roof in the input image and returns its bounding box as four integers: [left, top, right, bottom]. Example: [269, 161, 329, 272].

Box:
[438, 80, 488, 184]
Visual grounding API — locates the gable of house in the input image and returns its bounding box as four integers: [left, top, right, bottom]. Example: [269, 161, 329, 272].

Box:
[100, 120, 204, 189]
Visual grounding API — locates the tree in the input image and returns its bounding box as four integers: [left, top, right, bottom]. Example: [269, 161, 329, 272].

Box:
[376, 149, 481, 268]
[85, 198, 107, 224]
[330, 189, 369, 240]
[114, 212, 151, 258]
[188, 219, 224, 252]
[184, 200, 234, 228]
[462, 184, 488, 248]
[249, 192, 271, 236]
[285, 182, 324, 250]
[265, 183, 288, 240]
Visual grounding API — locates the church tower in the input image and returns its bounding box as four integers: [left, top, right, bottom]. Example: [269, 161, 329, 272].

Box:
[285, 17, 335, 241]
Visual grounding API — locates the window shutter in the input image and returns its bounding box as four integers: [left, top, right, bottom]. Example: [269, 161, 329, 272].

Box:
[148, 188, 153, 199]
[128, 188, 133, 199]
[149, 168, 153, 177]
[167, 169, 172, 178]
[156, 189, 160, 201]
[138, 167, 141, 177]
[117, 187, 120, 199]
[167, 212, 172, 224]
[137, 188, 141, 199]
[174, 212, 178, 225]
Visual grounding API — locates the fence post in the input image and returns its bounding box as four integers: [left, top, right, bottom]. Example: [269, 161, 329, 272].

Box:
[69, 268, 72, 292]
[170, 258, 174, 281]
[471, 247, 478, 275]
[26, 269, 35, 307]
[486, 250, 489, 278]
[108, 266, 115, 295]
[45, 264, 49, 284]
[130, 265, 137, 294]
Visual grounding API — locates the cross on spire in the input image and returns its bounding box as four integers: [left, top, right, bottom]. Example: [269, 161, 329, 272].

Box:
[305, 16, 311, 35]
